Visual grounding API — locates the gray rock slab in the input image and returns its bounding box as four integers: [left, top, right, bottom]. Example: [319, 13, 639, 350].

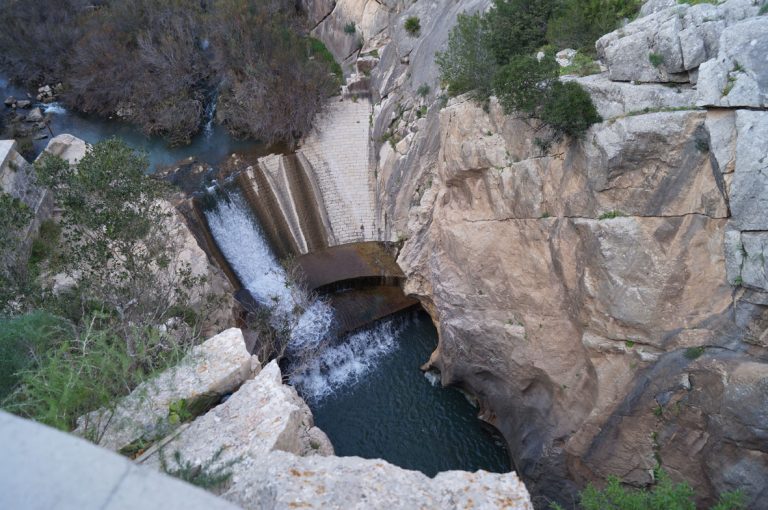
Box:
[728, 111, 768, 230]
[696, 16, 768, 108]
[0, 411, 239, 510]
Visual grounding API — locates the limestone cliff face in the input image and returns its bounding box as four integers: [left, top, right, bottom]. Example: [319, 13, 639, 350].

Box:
[307, 0, 768, 507]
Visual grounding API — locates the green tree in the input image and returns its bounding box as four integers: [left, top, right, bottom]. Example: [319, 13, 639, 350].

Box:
[435, 13, 496, 98]
[547, 0, 642, 52]
[493, 54, 559, 115]
[484, 0, 556, 65]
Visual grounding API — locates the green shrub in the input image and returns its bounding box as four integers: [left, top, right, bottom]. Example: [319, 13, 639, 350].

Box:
[3, 314, 190, 432]
[579, 470, 745, 510]
[404, 16, 421, 36]
[560, 53, 602, 76]
[0, 311, 72, 399]
[760, 3, 768, 15]
[494, 54, 559, 115]
[649, 52, 664, 67]
[684, 346, 705, 359]
[417, 83, 431, 97]
[541, 81, 602, 138]
[344, 21, 356, 34]
[436, 13, 496, 98]
[161, 448, 239, 491]
[546, 0, 643, 51]
[308, 38, 343, 85]
[29, 219, 61, 267]
[598, 210, 626, 220]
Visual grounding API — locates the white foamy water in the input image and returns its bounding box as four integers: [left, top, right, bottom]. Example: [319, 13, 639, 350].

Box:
[42, 103, 66, 115]
[204, 189, 403, 401]
[424, 370, 440, 387]
[289, 319, 403, 402]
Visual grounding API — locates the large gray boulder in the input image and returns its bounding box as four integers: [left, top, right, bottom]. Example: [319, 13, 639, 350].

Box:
[696, 16, 768, 108]
[75, 328, 259, 452]
[727, 110, 768, 231]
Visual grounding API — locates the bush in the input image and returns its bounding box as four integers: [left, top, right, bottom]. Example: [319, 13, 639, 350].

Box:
[417, 83, 431, 97]
[649, 52, 664, 67]
[436, 13, 496, 99]
[540, 81, 602, 139]
[546, 0, 643, 52]
[579, 470, 745, 510]
[344, 21, 356, 34]
[493, 55, 559, 115]
[3, 314, 190, 432]
[404, 16, 421, 36]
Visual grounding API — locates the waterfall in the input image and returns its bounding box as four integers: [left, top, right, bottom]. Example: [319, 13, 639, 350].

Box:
[203, 188, 398, 400]
[42, 103, 66, 115]
[202, 91, 218, 139]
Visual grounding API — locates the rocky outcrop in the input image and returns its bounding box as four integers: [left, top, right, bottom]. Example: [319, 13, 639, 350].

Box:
[596, 0, 761, 84]
[75, 328, 259, 452]
[140, 357, 532, 509]
[305, 0, 768, 506]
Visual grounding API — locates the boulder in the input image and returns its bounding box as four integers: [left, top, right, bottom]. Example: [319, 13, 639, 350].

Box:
[696, 16, 768, 108]
[555, 48, 577, 68]
[16, 99, 31, 109]
[4, 96, 15, 107]
[40, 134, 87, 164]
[74, 328, 259, 452]
[25, 107, 43, 123]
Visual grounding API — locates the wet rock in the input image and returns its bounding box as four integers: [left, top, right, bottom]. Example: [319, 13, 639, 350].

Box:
[3, 96, 14, 107]
[15, 99, 31, 109]
[74, 328, 259, 452]
[25, 107, 43, 123]
[40, 134, 87, 164]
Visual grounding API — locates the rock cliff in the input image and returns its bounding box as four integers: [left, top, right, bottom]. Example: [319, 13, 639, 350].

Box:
[306, 0, 768, 507]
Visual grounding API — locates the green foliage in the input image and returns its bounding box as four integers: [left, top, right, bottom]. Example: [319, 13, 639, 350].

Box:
[760, 3, 768, 15]
[649, 52, 665, 67]
[711, 490, 746, 510]
[684, 346, 705, 359]
[625, 340, 635, 348]
[29, 219, 61, 267]
[579, 471, 746, 510]
[160, 448, 239, 491]
[485, 0, 556, 65]
[3, 314, 190, 432]
[436, 13, 497, 99]
[344, 21, 356, 34]
[560, 53, 602, 76]
[540, 81, 602, 138]
[547, 0, 643, 51]
[494, 55, 559, 115]
[308, 38, 343, 84]
[580, 471, 695, 510]
[0, 311, 71, 399]
[404, 16, 421, 36]
[598, 210, 626, 219]
[417, 83, 431, 97]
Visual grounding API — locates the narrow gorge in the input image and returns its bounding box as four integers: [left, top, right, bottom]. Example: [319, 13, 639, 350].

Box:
[1, 0, 767, 509]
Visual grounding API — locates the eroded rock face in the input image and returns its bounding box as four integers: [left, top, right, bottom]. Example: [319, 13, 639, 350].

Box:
[306, 0, 768, 506]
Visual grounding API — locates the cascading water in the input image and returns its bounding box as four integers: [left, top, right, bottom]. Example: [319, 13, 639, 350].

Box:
[202, 91, 218, 139]
[203, 188, 397, 400]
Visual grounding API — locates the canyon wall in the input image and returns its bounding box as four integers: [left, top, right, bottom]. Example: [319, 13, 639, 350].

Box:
[307, 0, 768, 507]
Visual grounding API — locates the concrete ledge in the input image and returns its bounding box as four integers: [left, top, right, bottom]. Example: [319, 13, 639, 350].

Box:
[0, 411, 240, 510]
[0, 139, 17, 171]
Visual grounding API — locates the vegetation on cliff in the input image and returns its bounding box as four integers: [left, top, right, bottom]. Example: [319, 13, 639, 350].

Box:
[0, 0, 339, 146]
[437, 0, 643, 139]
[0, 139, 215, 431]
